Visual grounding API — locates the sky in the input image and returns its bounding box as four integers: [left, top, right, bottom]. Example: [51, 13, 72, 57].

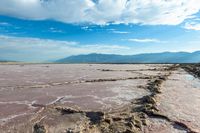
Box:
[0, 0, 200, 62]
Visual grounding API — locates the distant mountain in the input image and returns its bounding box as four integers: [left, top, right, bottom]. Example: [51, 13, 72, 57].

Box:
[0, 60, 9, 62]
[0, 59, 17, 62]
[56, 51, 200, 63]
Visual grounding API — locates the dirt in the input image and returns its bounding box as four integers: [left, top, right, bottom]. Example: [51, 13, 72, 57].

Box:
[0, 64, 200, 133]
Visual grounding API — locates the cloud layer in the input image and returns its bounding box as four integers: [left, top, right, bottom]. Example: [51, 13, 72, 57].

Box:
[0, 0, 200, 25]
[0, 35, 130, 62]
[1, 35, 200, 62]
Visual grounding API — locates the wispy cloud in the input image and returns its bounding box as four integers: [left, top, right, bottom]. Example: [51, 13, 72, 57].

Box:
[81, 26, 93, 31]
[112, 31, 130, 34]
[106, 28, 130, 34]
[49, 27, 64, 33]
[128, 38, 162, 43]
[0, 0, 200, 25]
[0, 22, 11, 26]
[0, 35, 130, 62]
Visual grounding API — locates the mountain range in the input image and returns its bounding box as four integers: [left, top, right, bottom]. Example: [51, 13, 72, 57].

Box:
[56, 51, 200, 63]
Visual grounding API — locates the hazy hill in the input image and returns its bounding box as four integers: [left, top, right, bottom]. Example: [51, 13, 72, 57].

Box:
[0, 60, 10, 62]
[56, 51, 200, 63]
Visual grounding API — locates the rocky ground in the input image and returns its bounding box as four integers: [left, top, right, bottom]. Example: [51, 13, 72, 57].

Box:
[0, 64, 199, 133]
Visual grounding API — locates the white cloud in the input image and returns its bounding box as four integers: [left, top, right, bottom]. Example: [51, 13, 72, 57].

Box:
[112, 31, 130, 34]
[184, 22, 200, 31]
[128, 38, 162, 43]
[81, 26, 93, 31]
[0, 35, 130, 62]
[0, 22, 11, 26]
[106, 28, 130, 34]
[0, 0, 200, 25]
[49, 27, 64, 33]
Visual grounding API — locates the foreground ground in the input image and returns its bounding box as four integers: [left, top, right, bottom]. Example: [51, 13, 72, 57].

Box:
[0, 64, 199, 133]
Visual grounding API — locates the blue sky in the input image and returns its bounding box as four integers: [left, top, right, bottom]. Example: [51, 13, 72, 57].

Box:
[0, 0, 200, 62]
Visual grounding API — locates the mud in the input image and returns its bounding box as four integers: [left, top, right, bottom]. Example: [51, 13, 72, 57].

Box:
[0, 64, 200, 132]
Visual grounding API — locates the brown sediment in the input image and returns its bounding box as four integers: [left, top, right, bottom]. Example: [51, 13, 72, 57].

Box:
[84, 76, 154, 83]
[172, 121, 198, 133]
[97, 67, 172, 72]
[0, 76, 155, 91]
[55, 106, 84, 115]
[33, 123, 46, 133]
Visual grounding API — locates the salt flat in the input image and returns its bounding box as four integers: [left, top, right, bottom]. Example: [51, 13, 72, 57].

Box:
[0, 64, 199, 133]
